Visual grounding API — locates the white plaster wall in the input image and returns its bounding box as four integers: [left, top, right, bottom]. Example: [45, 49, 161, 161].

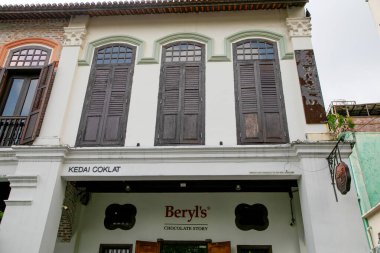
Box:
[71, 192, 301, 253]
[59, 9, 327, 147]
[298, 158, 369, 253]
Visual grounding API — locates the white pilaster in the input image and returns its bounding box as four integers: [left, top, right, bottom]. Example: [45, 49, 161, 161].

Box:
[34, 16, 89, 146]
[0, 146, 68, 253]
[298, 154, 369, 253]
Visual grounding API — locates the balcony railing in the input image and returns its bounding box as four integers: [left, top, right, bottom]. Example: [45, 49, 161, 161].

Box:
[0, 116, 27, 147]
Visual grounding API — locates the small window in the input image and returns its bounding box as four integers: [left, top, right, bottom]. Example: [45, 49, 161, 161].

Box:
[164, 42, 202, 63]
[99, 244, 132, 253]
[7, 46, 51, 68]
[237, 245, 272, 253]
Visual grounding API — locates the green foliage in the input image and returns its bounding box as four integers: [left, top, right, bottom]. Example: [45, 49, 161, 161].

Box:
[327, 113, 355, 138]
[0, 210, 3, 220]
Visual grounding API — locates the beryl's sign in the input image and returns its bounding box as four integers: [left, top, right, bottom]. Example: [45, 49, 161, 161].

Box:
[163, 205, 210, 231]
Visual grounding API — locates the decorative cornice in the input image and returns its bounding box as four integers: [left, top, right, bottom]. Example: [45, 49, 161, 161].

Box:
[63, 26, 87, 47]
[286, 17, 312, 38]
[7, 175, 38, 188]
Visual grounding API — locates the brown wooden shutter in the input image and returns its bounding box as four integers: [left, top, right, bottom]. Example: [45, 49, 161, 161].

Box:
[77, 66, 111, 146]
[0, 68, 9, 101]
[157, 65, 181, 144]
[77, 65, 132, 146]
[135, 241, 160, 253]
[20, 62, 56, 144]
[101, 65, 131, 145]
[236, 62, 263, 143]
[257, 60, 286, 143]
[181, 64, 202, 144]
[295, 50, 327, 124]
[208, 242, 231, 253]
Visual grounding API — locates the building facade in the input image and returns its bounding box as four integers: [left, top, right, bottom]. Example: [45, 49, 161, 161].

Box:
[367, 0, 380, 37]
[329, 102, 380, 251]
[0, 1, 369, 253]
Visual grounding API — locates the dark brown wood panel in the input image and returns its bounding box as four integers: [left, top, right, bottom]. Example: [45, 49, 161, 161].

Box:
[208, 242, 231, 253]
[20, 62, 56, 144]
[155, 42, 205, 146]
[234, 39, 288, 144]
[136, 241, 160, 253]
[295, 50, 327, 124]
[76, 44, 136, 147]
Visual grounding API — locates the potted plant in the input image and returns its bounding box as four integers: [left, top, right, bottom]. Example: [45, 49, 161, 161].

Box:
[327, 113, 355, 139]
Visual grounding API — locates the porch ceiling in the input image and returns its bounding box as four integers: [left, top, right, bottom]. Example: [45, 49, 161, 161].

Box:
[0, 0, 308, 20]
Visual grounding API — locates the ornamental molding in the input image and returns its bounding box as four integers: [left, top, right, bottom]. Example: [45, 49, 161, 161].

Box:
[63, 26, 87, 47]
[286, 17, 312, 38]
[7, 175, 38, 188]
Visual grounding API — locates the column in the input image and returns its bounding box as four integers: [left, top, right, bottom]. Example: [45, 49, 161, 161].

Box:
[0, 146, 68, 253]
[286, 14, 328, 136]
[34, 16, 88, 145]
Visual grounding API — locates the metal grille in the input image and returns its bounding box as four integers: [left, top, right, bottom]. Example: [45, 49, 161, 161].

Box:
[0, 116, 26, 146]
[100, 244, 132, 253]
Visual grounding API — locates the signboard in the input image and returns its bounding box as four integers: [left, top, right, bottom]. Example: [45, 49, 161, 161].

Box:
[163, 205, 210, 231]
[335, 162, 351, 195]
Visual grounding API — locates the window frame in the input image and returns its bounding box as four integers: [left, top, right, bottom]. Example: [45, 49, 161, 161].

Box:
[75, 43, 137, 147]
[99, 244, 133, 253]
[233, 39, 288, 145]
[154, 41, 206, 146]
[0, 73, 40, 117]
[6, 45, 51, 69]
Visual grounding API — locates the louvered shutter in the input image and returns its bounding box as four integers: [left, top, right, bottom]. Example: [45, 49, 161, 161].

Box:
[0, 68, 8, 100]
[102, 65, 131, 145]
[20, 62, 56, 144]
[181, 64, 202, 144]
[135, 241, 160, 253]
[236, 62, 263, 143]
[257, 60, 286, 143]
[77, 66, 111, 146]
[207, 242, 231, 253]
[157, 65, 181, 144]
[77, 65, 132, 146]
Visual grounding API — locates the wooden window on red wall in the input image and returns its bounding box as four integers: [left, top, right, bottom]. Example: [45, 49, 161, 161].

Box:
[233, 39, 288, 144]
[0, 46, 56, 146]
[76, 44, 136, 147]
[155, 42, 205, 145]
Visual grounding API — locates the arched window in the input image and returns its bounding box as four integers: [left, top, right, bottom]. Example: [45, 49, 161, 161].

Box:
[0, 45, 55, 146]
[76, 44, 136, 147]
[233, 39, 287, 144]
[7, 46, 51, 67]
[155, 41, 205, 145]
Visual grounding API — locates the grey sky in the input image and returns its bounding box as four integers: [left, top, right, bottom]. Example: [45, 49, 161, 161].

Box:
[2, 0, 380, 108]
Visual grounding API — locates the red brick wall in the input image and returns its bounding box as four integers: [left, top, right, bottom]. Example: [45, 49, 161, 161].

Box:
[353, 117, 380, 132]
[0, 18, 69, 45]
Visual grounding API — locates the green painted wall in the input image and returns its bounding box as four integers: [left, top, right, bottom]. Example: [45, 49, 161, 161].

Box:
[347, 132, 380, 213]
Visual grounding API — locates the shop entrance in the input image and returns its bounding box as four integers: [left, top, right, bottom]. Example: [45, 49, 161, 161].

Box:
[136, 241, 231, 253]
